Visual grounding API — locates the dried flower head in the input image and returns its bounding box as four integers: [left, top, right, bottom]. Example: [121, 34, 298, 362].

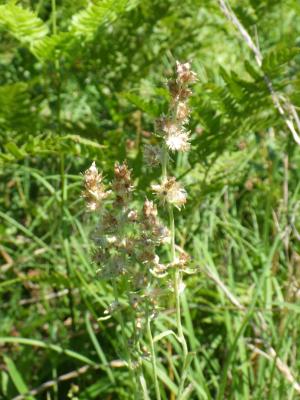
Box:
[83, 162, 110, 211]
[162, 120, 191, 152]
[167, 252, 190, 270]
[113, 161, 133, 203]
[176, 101, 190, 122]
[143, 199, 158, 221]
[168, 80, 192, 102]
[176, 61, 197, 85]
[128, 209, 139, 222]
[142, 199, 170, 243]
[152, 177, 187, 209]
[144, 144, 162, 167]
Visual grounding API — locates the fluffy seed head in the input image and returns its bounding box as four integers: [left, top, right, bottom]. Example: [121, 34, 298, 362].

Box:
[150, 255, 168, 278]
[152, 177, 187, 209]
[165, 129, 190, 152]
[162, 120, 190, 152]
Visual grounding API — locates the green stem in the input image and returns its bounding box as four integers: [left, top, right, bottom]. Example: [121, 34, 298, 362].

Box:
[51, 0, 57, 35]
[129, 292, 150, 400]
[146, 295, 161, 400]
[162, 143, 168, 180]
[112, 282, 138, 399]
[160, 86, 189, 398]
[168, 206, 189, 399]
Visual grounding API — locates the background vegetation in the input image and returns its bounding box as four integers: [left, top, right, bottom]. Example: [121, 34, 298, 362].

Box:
[1, 0, 300, 398]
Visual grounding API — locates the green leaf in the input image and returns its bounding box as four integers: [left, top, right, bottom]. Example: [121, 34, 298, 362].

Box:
[70, 0, 127, 40]
[0, 4, 48, 45]
[244, 60, 262, 80]
[32, 32, 74, 61]
[61, 134, 105, 149]
[262, 46, 300, 72]
[3, 355, 34, 399]
[85, 312, 115, 384]
[4, 142, 26, 159]
[0, 83, 31, 131]
[123, 93, 159, 116]
[0, 337, 97, 366]
[153, 330, 179, 343]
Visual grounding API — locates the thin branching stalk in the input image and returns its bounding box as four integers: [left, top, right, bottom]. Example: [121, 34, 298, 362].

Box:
[129, 292, 150, 400]
[168, 206, 189, 399]
[145, 291, 161, 400]
[151, 61, 197, 398]
[112, 282, 139, 399]
[162, 143, 168, 180]
[161, 140, 190, 398]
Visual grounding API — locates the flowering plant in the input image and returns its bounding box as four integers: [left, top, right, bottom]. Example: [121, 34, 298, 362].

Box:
[83, 61, 197, 400]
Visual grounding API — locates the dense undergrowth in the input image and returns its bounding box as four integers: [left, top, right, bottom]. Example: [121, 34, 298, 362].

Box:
[1, 0, 300, 399]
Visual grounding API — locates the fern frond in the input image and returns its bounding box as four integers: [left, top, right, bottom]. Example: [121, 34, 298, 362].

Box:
[32, 32, 73, 60]
[0, 4, 48, 45]
[70, 0, 128, 39]
[0, 83, 31, 132]
[262, 45, 300, 73]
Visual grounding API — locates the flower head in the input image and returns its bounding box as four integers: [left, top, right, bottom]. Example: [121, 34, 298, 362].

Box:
[152, 177, 187, 209]
[83, 162, 110, 211]
[144, 144, 162, 167]
[176, 61, 197, 85]
[113, 161, 133, 204]
[142, 199, 170, 243]
[165, 129, 190, 152]
[162, 120, 190, 152]
[176, 101, 190, 122]
[168, 80, 192, 101]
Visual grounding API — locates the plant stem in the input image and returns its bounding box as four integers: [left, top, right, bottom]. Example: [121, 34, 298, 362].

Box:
[168, 205, 189, 399]
[146, 296, 161, 400]
[112, 281, 139, 399]
[162, 143, 168, 180]
[129, 291, 150, 400]
[160, 102, 189, 398]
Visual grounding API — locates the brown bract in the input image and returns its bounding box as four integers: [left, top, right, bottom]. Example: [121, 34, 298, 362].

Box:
[176, 61, 197, 85]
[112, 162, 133, 204]
[83, 161, 111, 211]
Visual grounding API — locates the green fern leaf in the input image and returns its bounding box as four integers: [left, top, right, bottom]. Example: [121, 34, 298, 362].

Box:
[123, 93, 160, 117]
[70, 0, 127, 39]
[0, 83, 31, 132]
[32, 32, 73, 60]
[262, 45, 300, 73]
[0, 4, 48, 45]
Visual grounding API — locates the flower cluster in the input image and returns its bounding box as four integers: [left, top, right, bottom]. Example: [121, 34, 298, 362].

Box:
[162, 61, 197, 153]
[83, 161, 169, 282]
[145, 61, 196, 210]
[82, 61, 197, 397]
